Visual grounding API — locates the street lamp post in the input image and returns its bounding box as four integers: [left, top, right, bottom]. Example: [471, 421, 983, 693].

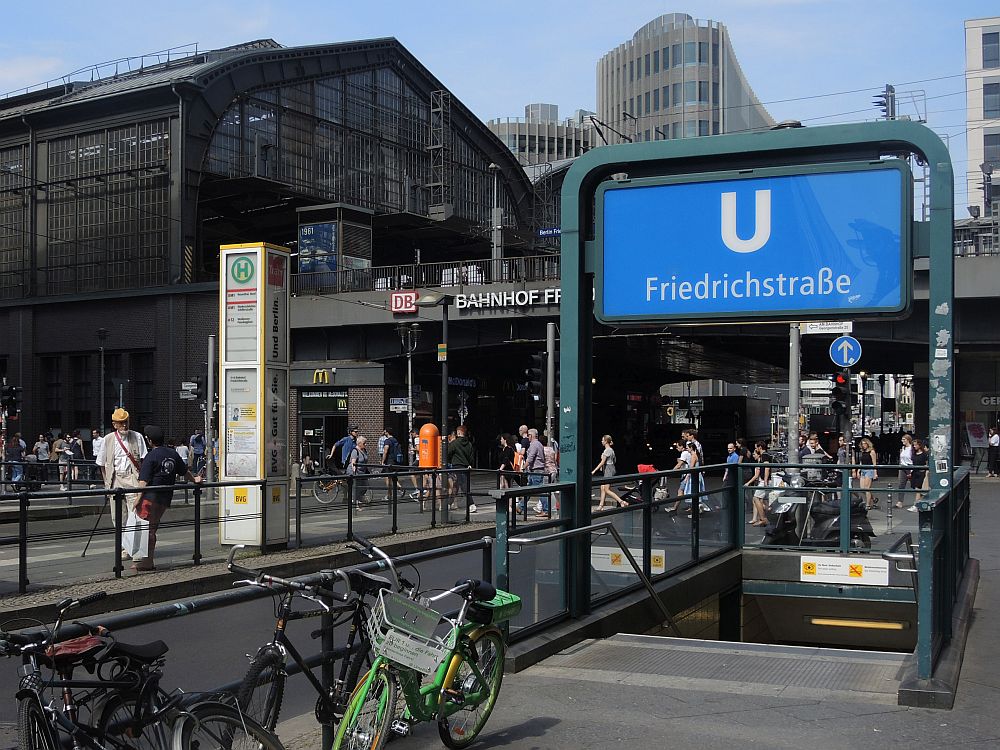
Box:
[96, 328, 109, 434]
[396, 323, 421, 463]
[877, 374, 886, 436]
[415, 292, 455, 522]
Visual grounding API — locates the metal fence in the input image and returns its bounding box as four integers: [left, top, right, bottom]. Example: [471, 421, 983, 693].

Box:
[0, 465, 497, 594]
[491, 463, 739, 641]
[291, 255, 561, 295]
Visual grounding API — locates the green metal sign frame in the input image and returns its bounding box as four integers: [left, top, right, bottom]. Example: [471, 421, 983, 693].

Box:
[559, 121, 954, 620]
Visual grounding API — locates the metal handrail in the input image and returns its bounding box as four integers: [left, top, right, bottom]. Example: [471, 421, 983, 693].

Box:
[508, 521, 680, 637]
[882, 532, 918, 576]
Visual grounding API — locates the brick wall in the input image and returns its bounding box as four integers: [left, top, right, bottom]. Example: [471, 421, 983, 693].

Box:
[349, 386, 385, 445]
[4, 289, 219, 444]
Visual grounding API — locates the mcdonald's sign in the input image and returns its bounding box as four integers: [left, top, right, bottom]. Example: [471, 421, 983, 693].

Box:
[312, 369, 330, 385]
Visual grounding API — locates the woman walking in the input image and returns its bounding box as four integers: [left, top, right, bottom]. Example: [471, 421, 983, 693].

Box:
[988, 427, 999, 478]
[497, 434, 515, 490]
[855, 437, 879, 510]
[909, 438, 929, 507]
[894, 434, 914, 508]
[745, 442, 771, 526]
[592, 435, 626, 510]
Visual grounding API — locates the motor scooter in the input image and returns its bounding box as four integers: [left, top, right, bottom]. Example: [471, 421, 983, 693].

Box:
[759, 479, 875, 548]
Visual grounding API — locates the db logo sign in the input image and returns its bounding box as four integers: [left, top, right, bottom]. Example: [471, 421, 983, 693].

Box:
[390, 291, 418, 314]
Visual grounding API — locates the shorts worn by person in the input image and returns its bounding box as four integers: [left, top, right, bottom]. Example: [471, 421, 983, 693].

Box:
[95, 408, 148, 558]
[135, 425, 200, 572]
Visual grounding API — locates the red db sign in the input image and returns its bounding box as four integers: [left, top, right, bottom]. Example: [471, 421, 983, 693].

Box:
[390, 291, 418, 314]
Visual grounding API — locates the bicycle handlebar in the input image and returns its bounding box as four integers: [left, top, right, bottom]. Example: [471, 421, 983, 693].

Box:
[227, 545, 346, 602]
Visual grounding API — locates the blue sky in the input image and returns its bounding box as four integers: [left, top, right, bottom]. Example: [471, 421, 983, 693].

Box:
[0, 0, 993, 208]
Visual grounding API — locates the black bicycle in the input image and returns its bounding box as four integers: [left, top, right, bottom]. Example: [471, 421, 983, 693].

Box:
[3, 592, 283, 750]
[1, 591, 182, 750]
[229, 541, 411, 732]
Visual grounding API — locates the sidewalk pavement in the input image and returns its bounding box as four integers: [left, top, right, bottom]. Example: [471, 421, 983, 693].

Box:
[0, 520, 493, 623]
[279, 474, 1000, 750]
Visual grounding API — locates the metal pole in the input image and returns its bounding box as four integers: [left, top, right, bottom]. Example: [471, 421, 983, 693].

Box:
[546, 321, 556, 443]
[18, 490, 29, 594]
[206, 335, 217, 501]
[193, 483, 202, 565]
[440, 303, 449, 525]
[113, 490, 124, 579]
[787, 323, 801, 466]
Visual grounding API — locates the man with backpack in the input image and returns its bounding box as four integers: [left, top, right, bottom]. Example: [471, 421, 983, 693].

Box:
[380, 428, 403, 501]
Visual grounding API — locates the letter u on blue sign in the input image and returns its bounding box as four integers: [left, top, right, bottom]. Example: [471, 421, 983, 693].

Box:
[720, 190, 771, 253]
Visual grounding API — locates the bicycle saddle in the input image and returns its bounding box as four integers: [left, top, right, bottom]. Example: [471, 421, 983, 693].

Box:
[456, 579, 496, 602]
[346, 569, 393, 597]
[109, 640, 169, 663]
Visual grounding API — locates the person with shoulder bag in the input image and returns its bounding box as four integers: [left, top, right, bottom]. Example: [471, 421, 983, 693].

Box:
[95, 408, 148, 560]
[346, 435, 369, 508]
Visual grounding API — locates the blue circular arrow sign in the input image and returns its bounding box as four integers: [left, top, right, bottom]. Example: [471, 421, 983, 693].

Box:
[829, 335, 862, 367]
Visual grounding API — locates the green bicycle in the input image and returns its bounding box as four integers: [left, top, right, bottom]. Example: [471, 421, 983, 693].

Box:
[333, 539, 521, 750]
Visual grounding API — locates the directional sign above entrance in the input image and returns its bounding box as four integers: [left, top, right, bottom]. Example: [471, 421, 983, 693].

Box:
[596, 161, 910, 323]
[829, 335, 862, 367]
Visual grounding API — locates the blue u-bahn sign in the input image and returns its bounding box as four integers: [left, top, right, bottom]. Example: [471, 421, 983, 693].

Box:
[596, 161, 911, 323]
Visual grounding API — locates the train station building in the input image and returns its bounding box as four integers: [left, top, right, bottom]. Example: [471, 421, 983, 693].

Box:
[1, 32, 998, 472]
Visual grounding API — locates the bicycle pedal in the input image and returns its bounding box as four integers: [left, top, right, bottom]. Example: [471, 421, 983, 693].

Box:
[390, 720, 411, 737]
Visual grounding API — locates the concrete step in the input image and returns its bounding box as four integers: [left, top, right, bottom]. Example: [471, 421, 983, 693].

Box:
[531, 633, 908, 704]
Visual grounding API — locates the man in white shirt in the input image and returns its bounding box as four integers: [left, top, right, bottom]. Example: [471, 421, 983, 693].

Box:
[95, 408, 148, 552]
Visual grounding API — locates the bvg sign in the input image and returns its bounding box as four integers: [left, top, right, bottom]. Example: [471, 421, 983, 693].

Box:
[595, 161, 911, 323]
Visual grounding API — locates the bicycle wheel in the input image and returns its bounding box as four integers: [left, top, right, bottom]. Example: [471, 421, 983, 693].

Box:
[314, 477, 342, 505]
[437, 628, 506, 749]
[18, 697, 56, 750]
[99, 694, 172, 750]
[329, 644, 373, 720]
[234, 646, 285, 731]
[333, 665, 396, 750]
[170, 701, 281, 750]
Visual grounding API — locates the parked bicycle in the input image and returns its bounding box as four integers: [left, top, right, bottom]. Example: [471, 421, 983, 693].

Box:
[229, 543, 415, 732]
[334, 536, 521, 750]
[312, 470, 347, 505]
[1, 591, 281, 750]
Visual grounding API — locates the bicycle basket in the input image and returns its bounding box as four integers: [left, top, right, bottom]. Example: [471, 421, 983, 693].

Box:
[366, 590, 455, 674]
[468, 589, 522, 626]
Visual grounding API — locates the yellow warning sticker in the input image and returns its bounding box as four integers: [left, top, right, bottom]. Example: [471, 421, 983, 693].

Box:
[610, 553, 623, 567]
[798, 555, 888, 585]
[234, 488, 248, 505]
[271, 486, 282, 504]
[651, 554, 665, 568]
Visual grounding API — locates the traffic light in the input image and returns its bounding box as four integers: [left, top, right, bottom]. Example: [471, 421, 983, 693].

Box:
[525, 352, 545, 401]
[873, 83, 896, 120]
[193, 376, 206, 400]
[830, 369, 851, 415]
